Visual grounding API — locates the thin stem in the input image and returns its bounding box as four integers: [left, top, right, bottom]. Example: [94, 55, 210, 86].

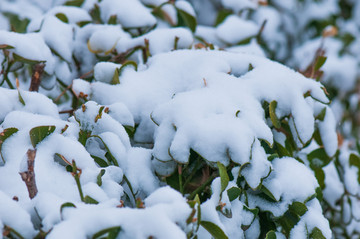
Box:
[178, 165, 183, 194]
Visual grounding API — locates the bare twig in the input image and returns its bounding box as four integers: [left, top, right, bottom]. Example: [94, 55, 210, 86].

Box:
[54, 83, 73, 103]
[19, 149, 38, 199]
[29, 63, 45, 92]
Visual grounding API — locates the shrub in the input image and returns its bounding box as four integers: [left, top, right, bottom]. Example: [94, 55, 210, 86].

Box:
[0, 0, 359, 238]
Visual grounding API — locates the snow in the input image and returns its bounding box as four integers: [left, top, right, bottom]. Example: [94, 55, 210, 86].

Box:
[116, 27, 193, 56]
[216, 15, 259, 45]
[175, 1, 196, 17]
[0, 31, 55, 73]
[48, 187, 191, 239]
[99, 0, 157, 28]
[222, 0, 258, 12]
[0, 191, 37, 238]
[0, 0, 356, 238]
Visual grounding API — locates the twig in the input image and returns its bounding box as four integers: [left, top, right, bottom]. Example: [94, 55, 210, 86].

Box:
[54, 83, 73, 103]
[59, 109, 75, 114]
[29, 63, 45, 92]
[19, 149, 38, 199]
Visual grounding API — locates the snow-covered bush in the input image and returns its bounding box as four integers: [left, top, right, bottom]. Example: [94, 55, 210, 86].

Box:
[0, 0, 359, 238]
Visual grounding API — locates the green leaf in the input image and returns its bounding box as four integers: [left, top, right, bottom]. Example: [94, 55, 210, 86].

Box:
[124, 125, 135, 138]
[314, 56, 327, 71]
[309, 227, 326, 239]
[289, 201, 308, 217]
[200, 221, 228, 239]
[315, 187, 323, 202]
[29, 125, 56, 148]
[3, 12, 30, 33]
[265, 231, 277, 239]
[194, 194, 201, 230]
[0, 44, 14, 49]
[215, 9, 233, 26]
[312, 167, 325, 189]
[84, 195, 99, 204]
[97, 169, 106, 186]
[0, 128, 19, 163]
[307, 148, 331, 168]
[277, 210, 300, 236]
[92, 226, 121, 239]
[108, 15, 117, 25]
[269, 101, 281, 129]
[64, 0, 84, 7]
[111, 68, 120, 85]
[315, 107, 326, 121]
[242, 206, 259, 230]
[90, 4, 102, 24]
[55, 13, 69, 23]
[217, 162, 229, 194]
[275, 142, 291, 157]
[260, 185, 278, 202]
[60, 202, 76, 215]
[176, 8, 197, 32]
[18, 89, 25, 105]
[0, 128, 18, 149]
[13, 53, 44, 65]
[349, 153, 360, 184]
[92, 155, 109, 167]
[227, 187, 241, 201]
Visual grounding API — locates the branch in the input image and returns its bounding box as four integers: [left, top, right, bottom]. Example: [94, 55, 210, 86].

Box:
[29, 63, 45, 92]
[19, 149, 38, 199]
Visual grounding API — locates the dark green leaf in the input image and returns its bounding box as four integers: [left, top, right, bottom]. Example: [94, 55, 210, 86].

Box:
[277, 210, 300, 236]
[314, 56, 327, 71]
[242, 205, 259, 230]
[124, 125, 135, 138]
[176, 8, 197, 32]
[275, 142, 291, 157]
[60, 202, 76, 215]
[108, 15, 117, 25]
[265, 231, 277, 239]
[77, 21, 91, 27]
[215, 9, 233, 26]
[97, 169, 106, 186]
[269, 101, 281, 129]
[200, 221, 228, 239]
[92, 155, 109, 167]
[84, 195, 99, 204]
[55, 13, 69, 23]
[92, 226, 121, 239]
[349, 153, 360, 183]
[260, 185, 278, 202]
[309, 227, 326, 239]
[315, 187, 323, 201]
[29, 125, 56, 148]
[217, 162, 229, 194]
[3, 12, 30, 33]
[227, 187, 241, 201]
[312, 167, 325, 189]
[0, 128, 19, 162]
[13, 53, 44, 65]
[64, 0, 84, 7]
[90, 4, 102, 24]
[66, 165, 73, 172]
[307, 148, 331, 168]
[289, 201, 308, 216]
[316, 107, 326, 121]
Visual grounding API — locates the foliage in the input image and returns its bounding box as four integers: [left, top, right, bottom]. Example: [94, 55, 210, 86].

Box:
[0, 0, 360, 238]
